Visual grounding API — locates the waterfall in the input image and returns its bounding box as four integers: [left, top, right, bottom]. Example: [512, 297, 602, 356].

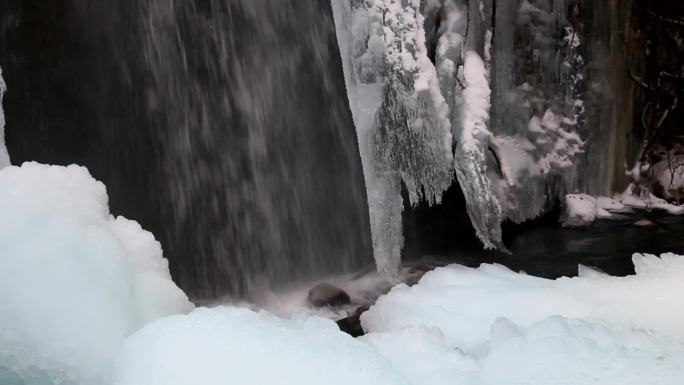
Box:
[0, 65, 9, 168]
[0, 0, 373, 299]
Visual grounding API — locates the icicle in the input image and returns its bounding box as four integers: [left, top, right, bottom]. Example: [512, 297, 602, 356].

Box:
[332, 0, 454, 279]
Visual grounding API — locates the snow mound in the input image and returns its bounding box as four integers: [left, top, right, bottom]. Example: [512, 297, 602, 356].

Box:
[362, 254, 684, 384]
[0, 162, 193, 385]
[365, 317, 684, 385]
[363, 254, 684, 349]
[114, 306, 408, 385]
[477, 316, 684, 385]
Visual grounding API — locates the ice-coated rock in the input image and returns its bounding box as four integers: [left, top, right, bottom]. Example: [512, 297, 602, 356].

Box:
[562, 193, 598, 227]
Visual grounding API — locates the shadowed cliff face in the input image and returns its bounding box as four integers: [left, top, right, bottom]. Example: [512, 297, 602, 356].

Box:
[0, 0, 373, 299]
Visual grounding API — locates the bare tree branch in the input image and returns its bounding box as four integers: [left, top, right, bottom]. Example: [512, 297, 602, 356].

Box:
[644, 6, 684, 28]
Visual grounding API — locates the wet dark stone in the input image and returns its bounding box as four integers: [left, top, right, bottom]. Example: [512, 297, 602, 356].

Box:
[307, 283, 351, 307]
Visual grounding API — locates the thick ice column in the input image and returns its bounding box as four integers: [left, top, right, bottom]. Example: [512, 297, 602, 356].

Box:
[332, 0, 454, 278]
[455, 51, 504, 249]
[0, 65, 10, 168]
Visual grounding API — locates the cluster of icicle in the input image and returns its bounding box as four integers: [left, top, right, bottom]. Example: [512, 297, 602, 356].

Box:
[332, 0, 586, 277]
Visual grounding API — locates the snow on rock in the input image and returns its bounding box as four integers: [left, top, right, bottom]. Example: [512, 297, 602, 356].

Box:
[0, 65, 10, 168]
[562, 193, 599, 227]
[616, 184, 684, 215]
[361, 253, 684, 385]
[0, 162, 193, 385]
[114, 306, 409, 385]
[561, 186, 684, 227]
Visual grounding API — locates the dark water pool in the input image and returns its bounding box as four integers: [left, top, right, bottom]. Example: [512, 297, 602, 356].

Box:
[408, 209, 684, 279]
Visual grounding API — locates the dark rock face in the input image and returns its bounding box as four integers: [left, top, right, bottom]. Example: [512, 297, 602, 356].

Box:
[0, 0, 373, 299]
[307, 283, 351, 307]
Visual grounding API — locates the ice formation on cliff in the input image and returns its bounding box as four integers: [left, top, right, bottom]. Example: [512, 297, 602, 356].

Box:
[333, 0, 590, 267]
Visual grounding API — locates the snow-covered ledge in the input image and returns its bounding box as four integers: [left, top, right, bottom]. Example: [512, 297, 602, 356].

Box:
[562, 187, 684, 227]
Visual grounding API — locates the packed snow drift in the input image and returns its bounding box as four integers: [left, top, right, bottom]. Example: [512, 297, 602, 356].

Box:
[0, 163, 193, 385]
[361, 253, 684, 385]
[114, 306, 408, 385]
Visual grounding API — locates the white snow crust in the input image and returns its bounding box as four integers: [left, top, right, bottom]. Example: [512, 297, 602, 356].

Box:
[114, 306, 408, 385]
[362, 253, 684, 385]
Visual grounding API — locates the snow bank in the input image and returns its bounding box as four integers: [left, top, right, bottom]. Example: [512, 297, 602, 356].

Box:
[364, 254, 684, 348]
[0, 65, 10, 168]
[0, 162, 193, 385]
[565, 185, 684, 223]
[114, 306, 408, 385]
[364, 317, 684, 385]
[362, 253, 684, 385]
[618, 184, 684, 215]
